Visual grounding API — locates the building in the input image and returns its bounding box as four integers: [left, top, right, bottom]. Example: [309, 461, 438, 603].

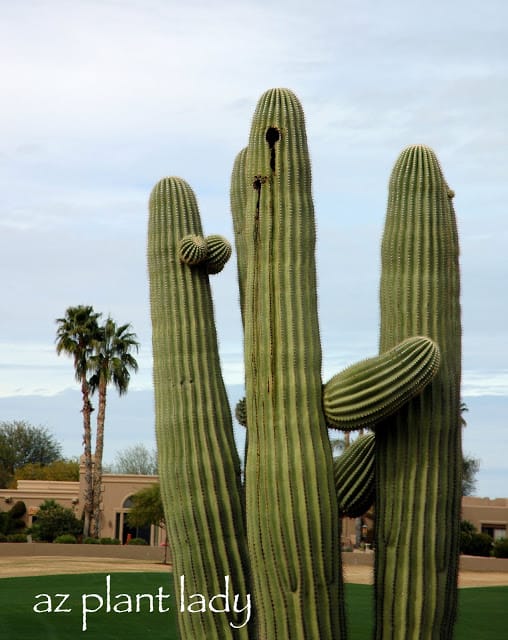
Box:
[1, 463, 507, 547]
[0, 460, 164, 545]
[462, 496, 508, 540]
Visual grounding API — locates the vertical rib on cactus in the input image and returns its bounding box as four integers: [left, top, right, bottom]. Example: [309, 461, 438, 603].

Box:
[242, 88, 345, 639]
[375, 145, 461, 639]
[231, 147, 248, 324]
[148, 177, 251, 639]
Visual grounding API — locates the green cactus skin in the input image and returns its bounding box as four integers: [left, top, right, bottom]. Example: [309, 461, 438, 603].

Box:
[230, 147, 249, 323]
[179, 234, 208, 265]
[205, 234, 233, 274]
[242, 88, 345, 640]
[375, 145, 462, 639]
[148, 177, 252, 640]
[323, 336, 440, 431]
[334, 433, 376, 518]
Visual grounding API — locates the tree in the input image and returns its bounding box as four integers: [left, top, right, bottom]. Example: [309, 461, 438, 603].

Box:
[112, 443, 158, 475]
[463, 454, 481, 496]
[459, 401, 481, 496]
[56, 305, 101, 537]
[460, 400, 469, 427]
[127, 484, 165, 529]
[88, 317, 139, 537]
[127, 484, 168, 563]
[14, 458, 79, 482]
[0, 421, 62, 488]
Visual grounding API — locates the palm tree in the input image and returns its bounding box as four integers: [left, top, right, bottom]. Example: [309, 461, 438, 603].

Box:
[55, 305, 101, 538]
[460, 401, 469, 427]
[88, 318, 139, 537]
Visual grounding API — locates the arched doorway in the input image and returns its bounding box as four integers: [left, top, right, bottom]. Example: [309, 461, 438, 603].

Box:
[114, 495, 152, 544]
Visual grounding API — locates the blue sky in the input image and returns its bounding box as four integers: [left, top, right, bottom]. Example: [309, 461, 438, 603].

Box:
[0, 1, 507, 497]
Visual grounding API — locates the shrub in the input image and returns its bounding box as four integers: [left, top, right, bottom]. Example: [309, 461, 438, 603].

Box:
[462, 532, 493, 557]
[54, 534, 77, 544]
[493, 538, 508, 559]
[460, 530, 472, 554]
[9, 500, 27, 520]
[460, 520, 476, 536]
[460, 519, 479, 555]
[127, 537, 148, 545]
[31, 499, 82, 542]
[0, 533, 8, 542]
[6, 533, 27, 542]
[0, 501, 27, 535]
[99, 537, 120, 545]
[83, 536, 100, 544]
[0, 512, 8, 535]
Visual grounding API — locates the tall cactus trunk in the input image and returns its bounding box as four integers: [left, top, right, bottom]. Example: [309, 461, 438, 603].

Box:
[148, 177, 251, 639]
[375, 145, 462, 639]
[242, 88, 345, 640]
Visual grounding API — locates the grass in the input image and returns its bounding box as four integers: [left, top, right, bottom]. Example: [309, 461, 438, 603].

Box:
[0, 572, 178, 640]
[345, 584, 508, 640]
[0, 573, 506, 639]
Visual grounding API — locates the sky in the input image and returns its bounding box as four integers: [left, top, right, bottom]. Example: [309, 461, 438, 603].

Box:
[0, 0, 507, 497]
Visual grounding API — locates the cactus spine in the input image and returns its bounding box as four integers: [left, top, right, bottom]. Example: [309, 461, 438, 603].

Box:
[375, 145, 462, 639]
[147, 177, 251, 639]
[242, 88, 345, 639]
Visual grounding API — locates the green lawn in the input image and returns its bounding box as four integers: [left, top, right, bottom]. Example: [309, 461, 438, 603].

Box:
[0, 573, 506, 639]
[344, 584, 508, 640]
[0, 572, 178, 640]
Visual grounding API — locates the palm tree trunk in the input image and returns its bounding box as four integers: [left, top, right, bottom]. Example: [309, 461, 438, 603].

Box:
[81, 380, 94, 539]
[92, 380, 107, 538]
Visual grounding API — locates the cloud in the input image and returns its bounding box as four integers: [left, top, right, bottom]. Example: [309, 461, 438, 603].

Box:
[462, 370, 508, 398]
[0, 0, 506, 416]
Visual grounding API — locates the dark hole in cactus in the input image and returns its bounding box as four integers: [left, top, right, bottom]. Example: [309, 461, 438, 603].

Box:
[265, 127, 280, 147]
[253, 177, 262, 220]
[265, 127, 280, 172]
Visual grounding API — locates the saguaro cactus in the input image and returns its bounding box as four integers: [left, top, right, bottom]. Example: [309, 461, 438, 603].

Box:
[239, 89, 344, 640]
[233, 90, 443, 639]
[242, 87, 345, 640]
[148, 177, 251, 639]
[375, 145, 462, 639]
[148, 90, 449, 640]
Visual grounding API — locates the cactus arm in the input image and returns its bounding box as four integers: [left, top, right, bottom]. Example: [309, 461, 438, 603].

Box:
[241, 88, 344, 640]
[375, 145, 461, 639]
[323, 336, 440, 431]
[148, 177, 251, 639]
[334, 433, 376, 518]
[179, 234, 208, 265]
[204, 234, 232, 274]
